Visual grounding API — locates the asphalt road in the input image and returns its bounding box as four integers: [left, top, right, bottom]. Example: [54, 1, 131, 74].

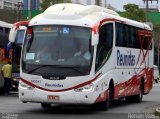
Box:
[0, 83, 160, 119]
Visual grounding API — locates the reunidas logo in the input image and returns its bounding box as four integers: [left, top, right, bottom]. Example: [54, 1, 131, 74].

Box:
[117, 50, 135, 66]
[45, 83, 63, 87]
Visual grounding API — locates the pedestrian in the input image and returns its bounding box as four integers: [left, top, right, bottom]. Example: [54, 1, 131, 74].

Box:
[1, 61, 12, 96]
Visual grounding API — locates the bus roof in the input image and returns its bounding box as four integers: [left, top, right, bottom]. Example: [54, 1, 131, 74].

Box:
[44, 3, 119, 16]
[0, 21, 12, 28]
[30, 3, 151, 31]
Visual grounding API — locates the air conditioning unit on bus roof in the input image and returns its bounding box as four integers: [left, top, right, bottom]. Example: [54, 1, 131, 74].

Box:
[44, 3, 119, 16]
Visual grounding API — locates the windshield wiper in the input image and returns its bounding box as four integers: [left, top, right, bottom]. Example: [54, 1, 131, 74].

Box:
[28, 65, 54, 74]
[27, 65, 86, 75]
[58, 66, 86, 75]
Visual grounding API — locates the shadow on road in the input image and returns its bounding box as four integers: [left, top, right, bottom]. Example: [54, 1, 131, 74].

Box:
[23, 99, 150, 114]
[0, 92, 153, 115]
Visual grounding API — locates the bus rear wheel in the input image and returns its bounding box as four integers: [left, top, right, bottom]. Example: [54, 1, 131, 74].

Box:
[125, 80, 144, 103]
[155, 78, 159, 83]
[0, 88, 4, 95]
[41, 103, 51, 109]
[133, 81, 144, 103]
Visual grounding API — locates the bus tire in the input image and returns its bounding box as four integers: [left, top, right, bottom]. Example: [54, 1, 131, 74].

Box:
[99, 99, 109, 111]
[155, 78, 159, 83]
[93, 94, 110, 111]
[0, 88, 3, 95]
[125, 96, 133, 103]
[41, 103, 51, 109]
[95, 81, 114, 111]
[125, 79, 144, 103]
[133, 80, 144, 103]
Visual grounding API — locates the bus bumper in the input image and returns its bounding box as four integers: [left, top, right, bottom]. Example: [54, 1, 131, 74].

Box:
[19, 86, 99, 105]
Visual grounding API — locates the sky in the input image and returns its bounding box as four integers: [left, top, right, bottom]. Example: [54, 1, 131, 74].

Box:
[107, 0, 159, 11]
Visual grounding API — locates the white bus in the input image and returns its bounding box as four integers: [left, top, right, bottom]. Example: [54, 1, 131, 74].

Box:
[0, 21, 12, 92]
[12, 4, 153, 110]
[6, 23, 27, 90]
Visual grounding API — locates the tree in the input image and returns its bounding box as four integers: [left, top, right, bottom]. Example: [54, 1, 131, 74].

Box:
[0, 9, 16, 23]
[41, 0, 71, 11]
[153, 24, 160, 47]
[122, 4, 146, 22]
[153, 24, 160, 65]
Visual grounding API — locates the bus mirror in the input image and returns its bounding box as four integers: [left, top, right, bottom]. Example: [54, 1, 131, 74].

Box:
[92, 33, 99, 46]
[9, 27, 18, 43]
[9, 21, 29, 42]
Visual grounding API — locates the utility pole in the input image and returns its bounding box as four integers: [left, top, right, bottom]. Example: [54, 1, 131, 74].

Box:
[105, 0, 107, 7]
[95, 0, 100, 6]
[15, 0, 24, 21]
[146, 0, 149, 22]
[28, 0, 31, 19]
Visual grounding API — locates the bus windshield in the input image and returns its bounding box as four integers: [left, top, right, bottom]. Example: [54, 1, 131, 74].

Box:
[22, 25, 93, 76]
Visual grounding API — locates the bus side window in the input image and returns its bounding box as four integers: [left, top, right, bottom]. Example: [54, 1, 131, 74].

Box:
[133, 28, 140, 49]
[129, 27, 134, 48]
[116, 23, 123, 47]
[144, 36, 152, 50]
[95, 23, 113, 71]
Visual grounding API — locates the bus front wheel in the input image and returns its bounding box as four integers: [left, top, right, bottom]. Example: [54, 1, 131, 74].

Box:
[93, 93, 110, 111]
[94, 81, 114, 111]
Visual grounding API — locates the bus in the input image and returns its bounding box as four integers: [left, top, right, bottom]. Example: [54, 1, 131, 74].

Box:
[6, 24, 26, 90]
[0, 21, 12, 92]
[13, 4, 153, 110]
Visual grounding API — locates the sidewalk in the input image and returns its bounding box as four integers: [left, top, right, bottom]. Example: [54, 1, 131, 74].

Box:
[154, 80, 160, 116]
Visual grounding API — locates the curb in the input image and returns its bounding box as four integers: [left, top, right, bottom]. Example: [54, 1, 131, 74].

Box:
[155, 107, 160, 116]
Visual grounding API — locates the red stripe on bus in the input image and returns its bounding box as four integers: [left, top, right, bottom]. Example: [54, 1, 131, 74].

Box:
[13, 21, 29, 30]
[92, 23, 99, 34]
[92, 18, 126, 34]
[138, 30, 153, 36]
[20, 73, 101, 92]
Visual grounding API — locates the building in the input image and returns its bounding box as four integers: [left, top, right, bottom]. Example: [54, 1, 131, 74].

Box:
[72, 0, 107, 7]
[23, 0, 41, 10]
[0, 0, 20, 9]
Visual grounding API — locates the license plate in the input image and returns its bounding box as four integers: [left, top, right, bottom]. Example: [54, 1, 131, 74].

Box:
[47, 95, 60, 101]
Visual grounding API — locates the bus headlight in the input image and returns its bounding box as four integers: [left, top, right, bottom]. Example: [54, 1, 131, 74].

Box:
[13, 78, 17, 81]
[19, 80, 34, 90]
[74, 83, 94, 92]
